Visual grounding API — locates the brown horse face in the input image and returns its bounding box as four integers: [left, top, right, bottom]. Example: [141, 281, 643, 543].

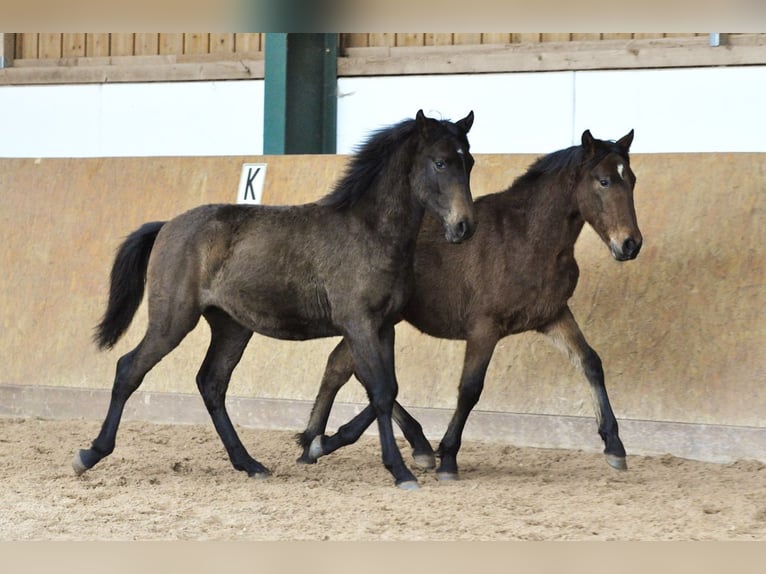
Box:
[577, 130, 643, 261]
[412, 110, 477, 243]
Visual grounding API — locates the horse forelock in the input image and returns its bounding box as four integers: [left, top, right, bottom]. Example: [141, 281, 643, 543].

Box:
[515, 138, 630, 187]
[585, 139, 631, 170]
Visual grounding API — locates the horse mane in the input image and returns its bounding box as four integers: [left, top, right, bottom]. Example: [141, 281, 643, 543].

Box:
[317, 119, 418, 209]
[318, 116, 469, 210]
[513, 139, 630, 188]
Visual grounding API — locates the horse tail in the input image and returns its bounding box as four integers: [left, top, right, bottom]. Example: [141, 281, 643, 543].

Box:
[94, 221, 166, 350]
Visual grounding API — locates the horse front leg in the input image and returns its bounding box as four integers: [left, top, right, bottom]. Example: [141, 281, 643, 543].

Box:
[436, 330, 497, 480]
[540, 306, 627, 470]
[345, 323, 419, 490]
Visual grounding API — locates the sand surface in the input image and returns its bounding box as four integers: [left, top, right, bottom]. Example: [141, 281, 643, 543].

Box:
[1, 417, 764, 541]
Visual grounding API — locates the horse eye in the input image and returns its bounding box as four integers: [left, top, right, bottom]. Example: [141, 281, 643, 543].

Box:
[434, 160, 446, 170]
[599, 178, 610, 187]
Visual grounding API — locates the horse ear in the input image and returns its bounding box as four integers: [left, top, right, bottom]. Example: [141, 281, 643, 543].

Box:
[617, 129, 634, 151]
[581, 129, 596, 155]
[416, 109, 430, 138]
[457, 110, 474, 134]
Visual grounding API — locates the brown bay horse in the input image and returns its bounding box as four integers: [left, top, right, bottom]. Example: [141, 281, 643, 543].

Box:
[298, 129, 642, 479]
[73, 110, 476, 489]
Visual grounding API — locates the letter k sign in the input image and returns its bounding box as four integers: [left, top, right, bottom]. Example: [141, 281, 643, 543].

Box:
[237, 163, 268, 204]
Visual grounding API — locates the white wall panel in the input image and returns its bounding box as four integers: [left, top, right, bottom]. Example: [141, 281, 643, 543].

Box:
[0, 66, 763, 158]
[573, 67, 766, 153]
[0, 81, 265, 158]
[336, 72, 576, 154]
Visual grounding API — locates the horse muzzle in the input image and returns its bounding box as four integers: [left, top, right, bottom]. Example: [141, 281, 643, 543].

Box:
[445, 217, 476, 244]
[610, 236, 642, 261]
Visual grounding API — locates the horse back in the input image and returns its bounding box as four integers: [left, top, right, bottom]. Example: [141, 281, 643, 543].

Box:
[148, 203, 415, 341]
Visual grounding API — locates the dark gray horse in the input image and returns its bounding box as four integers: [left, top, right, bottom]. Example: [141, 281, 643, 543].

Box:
[74, 110, 476, 489]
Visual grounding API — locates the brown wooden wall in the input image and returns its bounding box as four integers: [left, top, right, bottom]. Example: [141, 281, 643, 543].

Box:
[4, 33, 764, 84]
[14, 33, 264, 59]
[340, 33, 704, 48]
[12, 32, 707, 60]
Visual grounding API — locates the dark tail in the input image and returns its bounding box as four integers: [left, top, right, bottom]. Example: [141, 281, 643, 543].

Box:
[94, 221, 166, 350]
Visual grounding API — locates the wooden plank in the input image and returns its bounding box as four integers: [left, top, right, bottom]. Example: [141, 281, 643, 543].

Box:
[424, 34, 453, 46]
[453, 33, 482, 45]
[396, 33, 424, 47]
[134, 34, 159, 56]
[602, 33, 633, 40]
[0, 59, 265, 84]
[110, 34, 134, 57]
[481, 33, 510, 45]
[209, 34, 234, 54]
[234, 33, 262, 53]
[62, 34, 86, 58]
[183, 33, 209, 55]
[159, 34, 184, 55]
[542, 33, 572, 43]
[368, 33, 396, 47]
[512, 33, 541, 44]
[86, 34, 110, 57]
[18, 34, 39, 59]
[632, 33, 666, 40]
[38, 34, 62, 59]
[338, 35, 766, 76]
[342, 34, 369, 48]
[571, 33, 601, 41]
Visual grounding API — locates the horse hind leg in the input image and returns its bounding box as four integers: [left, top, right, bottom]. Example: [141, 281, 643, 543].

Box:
[296, 339, 355, 464]
[73, 314, 199, 475]
[196, 308, 268, 477]
[296, 339, 435, 469]
[541, 306, 627, 470]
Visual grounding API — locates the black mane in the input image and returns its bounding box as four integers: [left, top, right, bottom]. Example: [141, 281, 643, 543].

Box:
[318, 116, 469, 210]
[318, 119, 418, 209]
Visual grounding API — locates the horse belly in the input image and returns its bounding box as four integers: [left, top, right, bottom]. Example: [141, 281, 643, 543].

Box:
[206, 275, 339, 341]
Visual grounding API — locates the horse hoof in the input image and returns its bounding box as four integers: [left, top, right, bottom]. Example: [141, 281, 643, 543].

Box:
[412, 452, 436, 470]
[397, 480, 420, 491]
[308, 435, 324, 460]
[247, 469, 271, 480]
[606, 454, 628, 471]
[436, 471, 459, 482]
[296, 453, 317, 465]
[72, 451, 88, 476]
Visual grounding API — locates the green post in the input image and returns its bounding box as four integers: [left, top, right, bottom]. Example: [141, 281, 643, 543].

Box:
[264, 33, 337, 154]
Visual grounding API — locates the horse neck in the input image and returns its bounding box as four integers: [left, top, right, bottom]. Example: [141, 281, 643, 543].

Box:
[516, 170, 586, 244]
[354, 145, 425, 244]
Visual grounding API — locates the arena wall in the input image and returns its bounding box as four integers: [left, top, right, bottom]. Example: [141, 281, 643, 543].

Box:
[1, 153, 763, 463]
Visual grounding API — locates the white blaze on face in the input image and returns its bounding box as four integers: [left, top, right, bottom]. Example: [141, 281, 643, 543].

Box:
[616, 163, 625, 180]
[457, 147, 465, 156]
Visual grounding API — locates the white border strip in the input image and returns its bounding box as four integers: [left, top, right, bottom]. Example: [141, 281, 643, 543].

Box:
[2, 384, 763, 465]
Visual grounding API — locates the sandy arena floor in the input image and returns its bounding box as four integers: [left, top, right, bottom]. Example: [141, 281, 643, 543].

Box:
[1, 417, 764, 541]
